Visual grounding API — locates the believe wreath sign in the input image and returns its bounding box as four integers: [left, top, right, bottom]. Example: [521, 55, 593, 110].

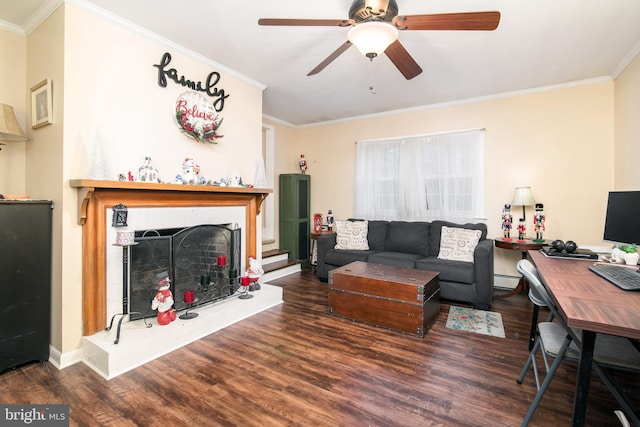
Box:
[175, 91, 224, 144]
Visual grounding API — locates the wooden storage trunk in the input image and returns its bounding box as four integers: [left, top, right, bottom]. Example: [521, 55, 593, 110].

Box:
[328, 261, 440, 337]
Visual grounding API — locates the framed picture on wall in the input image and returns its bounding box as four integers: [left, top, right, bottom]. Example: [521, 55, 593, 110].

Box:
[30, 78, 52, 129]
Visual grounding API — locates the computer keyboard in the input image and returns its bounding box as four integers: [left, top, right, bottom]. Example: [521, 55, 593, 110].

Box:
[589, 263, 640, 291]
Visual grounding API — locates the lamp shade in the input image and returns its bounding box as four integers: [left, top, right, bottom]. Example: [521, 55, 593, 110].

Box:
[0, 104, 28, 142]
[511, 187, 536, 207]
[348, 21, 398, 58]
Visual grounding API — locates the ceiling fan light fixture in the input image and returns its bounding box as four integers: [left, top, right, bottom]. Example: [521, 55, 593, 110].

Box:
[364, 0, 390, 17]
[348, 21, 398, 58]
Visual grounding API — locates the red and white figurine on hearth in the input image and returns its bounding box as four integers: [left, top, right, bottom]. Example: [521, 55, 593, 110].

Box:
[245, 256, 264, 290]
[151, 271, 177, 325]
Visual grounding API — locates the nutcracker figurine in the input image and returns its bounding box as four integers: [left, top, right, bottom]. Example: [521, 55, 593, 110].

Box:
[533, 203, 545, 242]
[326, 209, 334, 231]
[501, 204, 513, 241]
[299, 154, 307, 174]
[517, 218, 526, 242]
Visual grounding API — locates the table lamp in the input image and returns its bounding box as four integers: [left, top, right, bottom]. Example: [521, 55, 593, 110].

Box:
[511, 187, 536, 222]
[0, 104, 28, 150]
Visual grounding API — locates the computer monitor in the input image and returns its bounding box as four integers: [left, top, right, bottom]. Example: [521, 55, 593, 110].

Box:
[603, 191, 640, 246]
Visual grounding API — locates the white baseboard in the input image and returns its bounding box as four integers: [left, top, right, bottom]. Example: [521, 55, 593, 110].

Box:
[48, 345, 83, 370]
[494, 274, 519, 290]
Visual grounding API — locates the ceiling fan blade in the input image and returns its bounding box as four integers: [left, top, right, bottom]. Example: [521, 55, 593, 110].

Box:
[385, 40, 422, 80]
[393, 11, 500, 31]
[258, 18, 353, 27]
[307, 41, 353, 76]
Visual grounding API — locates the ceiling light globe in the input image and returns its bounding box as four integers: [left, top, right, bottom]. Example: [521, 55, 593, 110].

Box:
[348, 21, 398, 58]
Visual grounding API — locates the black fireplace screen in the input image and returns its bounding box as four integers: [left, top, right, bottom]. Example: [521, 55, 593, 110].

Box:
[129, 224, 241, 320]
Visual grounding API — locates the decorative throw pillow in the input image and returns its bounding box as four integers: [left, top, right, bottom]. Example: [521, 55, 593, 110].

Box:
[334, 220, 369, 250]
[437, 226, 482, 263]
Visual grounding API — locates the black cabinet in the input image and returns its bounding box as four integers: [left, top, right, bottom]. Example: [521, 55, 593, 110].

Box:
[279, 174, 310, 261]
[0, 200, 52, 372]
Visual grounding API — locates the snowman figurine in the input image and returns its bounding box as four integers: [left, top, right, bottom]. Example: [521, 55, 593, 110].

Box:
[151, 271, 176, 325]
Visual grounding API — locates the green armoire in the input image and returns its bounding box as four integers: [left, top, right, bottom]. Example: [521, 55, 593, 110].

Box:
[279, 174, 310, 262]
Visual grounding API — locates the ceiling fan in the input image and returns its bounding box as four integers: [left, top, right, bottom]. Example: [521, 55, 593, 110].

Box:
[259, 0, 500, 80]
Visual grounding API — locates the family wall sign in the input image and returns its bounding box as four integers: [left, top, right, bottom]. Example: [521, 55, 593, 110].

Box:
[153, 52, 229, 112]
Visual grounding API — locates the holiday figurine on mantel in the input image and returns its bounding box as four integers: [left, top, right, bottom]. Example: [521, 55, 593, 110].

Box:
[501, 204, 513, 241]
[533, 203, 546, 242]
[137, 154, 161, 183]
[151, 272, 176, 326]
[175, 157, 204, 185]
[299, 154, 307, 174]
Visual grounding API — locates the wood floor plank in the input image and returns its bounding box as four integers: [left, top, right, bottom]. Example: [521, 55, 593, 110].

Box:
[0, 266, 638, 426]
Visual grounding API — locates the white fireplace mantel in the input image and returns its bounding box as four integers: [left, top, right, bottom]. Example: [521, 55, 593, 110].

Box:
[70, 179, 272, 336]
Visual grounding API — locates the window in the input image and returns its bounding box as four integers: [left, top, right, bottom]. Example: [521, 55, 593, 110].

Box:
[354, 129, 484, 221]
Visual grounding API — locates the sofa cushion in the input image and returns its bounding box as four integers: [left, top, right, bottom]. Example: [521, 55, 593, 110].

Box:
[368, 251, 423, 269]
[428, 220, 487, 257]
[384, 221, 430, 256]
[334, 220, 369, 250]
[324, 249, 377, 266]
[416, 257, 475, 284]
[437, 226, 482, 263]
[367, 220, 389, 251]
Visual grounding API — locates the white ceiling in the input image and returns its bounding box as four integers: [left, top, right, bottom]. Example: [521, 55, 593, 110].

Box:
[2, 0, 640, 126]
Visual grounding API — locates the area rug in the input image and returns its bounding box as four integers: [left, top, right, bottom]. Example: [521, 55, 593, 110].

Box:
[445, 306, 505, 338]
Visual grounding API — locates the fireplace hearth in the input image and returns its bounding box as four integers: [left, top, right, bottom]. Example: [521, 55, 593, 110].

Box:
[130, 224, 241, 319]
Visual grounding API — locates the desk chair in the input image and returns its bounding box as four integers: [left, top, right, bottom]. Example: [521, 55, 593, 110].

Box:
[527, 283, 552, 351]
[516, 259, 640, 426]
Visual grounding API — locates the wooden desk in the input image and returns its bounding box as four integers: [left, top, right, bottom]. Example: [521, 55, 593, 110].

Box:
[529, 250, 640, 426]
[494, 238, 547, 298]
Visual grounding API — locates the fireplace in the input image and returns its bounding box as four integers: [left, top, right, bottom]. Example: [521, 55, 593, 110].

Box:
[129, 224, 241, 319]
[70, 179, 271, 336]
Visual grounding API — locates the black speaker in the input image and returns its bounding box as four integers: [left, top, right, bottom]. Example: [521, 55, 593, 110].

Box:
[551, 240, 565, 252]
[551, 239, 578, 253]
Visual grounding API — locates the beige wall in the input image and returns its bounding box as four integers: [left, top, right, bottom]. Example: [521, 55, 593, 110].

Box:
[26, 3, 66, 356]
[614, 52, 640, 189]
[0, 29, 27, 193]
[273, 82, 615, 276]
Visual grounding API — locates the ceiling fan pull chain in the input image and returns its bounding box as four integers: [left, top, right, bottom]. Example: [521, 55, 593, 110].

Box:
[369, 58, 377, 94]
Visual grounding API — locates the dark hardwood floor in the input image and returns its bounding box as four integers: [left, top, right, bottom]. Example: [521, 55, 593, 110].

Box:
[1, 267, 638, 426]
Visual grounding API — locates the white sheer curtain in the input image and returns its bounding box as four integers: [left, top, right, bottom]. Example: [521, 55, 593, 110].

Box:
[354, 129, 484, 222]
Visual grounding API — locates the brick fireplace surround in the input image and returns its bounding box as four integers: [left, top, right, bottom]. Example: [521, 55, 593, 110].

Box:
[70, 179, 271, 337]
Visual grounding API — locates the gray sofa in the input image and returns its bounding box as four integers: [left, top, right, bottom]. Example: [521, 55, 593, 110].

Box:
[316, 220, 494, 309]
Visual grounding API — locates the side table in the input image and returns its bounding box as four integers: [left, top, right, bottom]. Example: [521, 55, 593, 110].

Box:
[494, 238, 548, 299]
